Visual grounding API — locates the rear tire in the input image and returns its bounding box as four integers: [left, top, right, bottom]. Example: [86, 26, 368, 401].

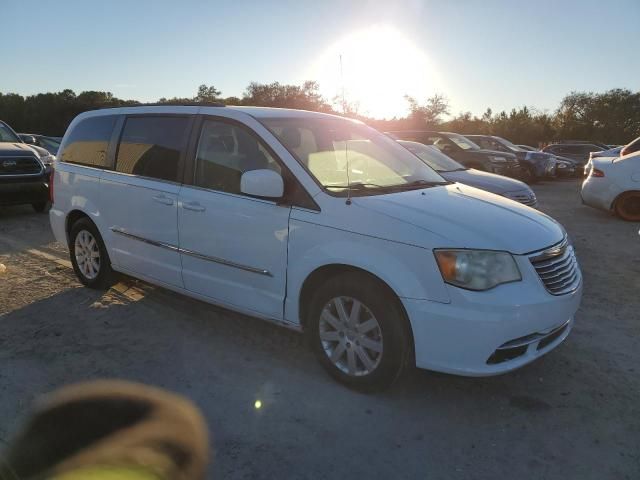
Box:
[32, 201, 50, 213]
[69, 218, 116, 289]
[614, 192, 640, 221]
[306, 272, 410, 392]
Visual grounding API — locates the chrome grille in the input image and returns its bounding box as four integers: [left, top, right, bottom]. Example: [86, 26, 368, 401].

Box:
[0, 156, 43, 176]
[529, 238, 581, 295]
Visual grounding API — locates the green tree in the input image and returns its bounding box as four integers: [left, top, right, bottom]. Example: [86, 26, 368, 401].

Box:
[241, 81, 332, 112]
[404, 93, 450, 128]
[194, 84, 221, 103]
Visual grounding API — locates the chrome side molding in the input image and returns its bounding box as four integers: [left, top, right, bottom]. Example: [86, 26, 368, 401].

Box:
[110, 227, 272, 277]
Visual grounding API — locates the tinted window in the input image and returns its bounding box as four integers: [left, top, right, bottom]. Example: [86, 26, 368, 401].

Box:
[0, 123, 20, 142]
[61, 115, 117, 167]
[426, 135, 456, 152]
[116, 116, 189, 182]
[194, 120, 281, 195]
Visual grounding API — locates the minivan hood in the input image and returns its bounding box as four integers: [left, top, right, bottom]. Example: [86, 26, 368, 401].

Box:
[354, 183, 564, 255]
[441, 168, 530, 195]
[0, 142, 40, 157]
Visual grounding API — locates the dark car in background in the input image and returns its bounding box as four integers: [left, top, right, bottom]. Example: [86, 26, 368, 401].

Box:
[0, 120, 51, 212]
[387, 130, 522, 178]
[466, 135, 556, 182]
[398, 140, 537, 207]
[557, 140, 610, 150]
[542, 143, 605, 168]
[19, 133, 62, 155]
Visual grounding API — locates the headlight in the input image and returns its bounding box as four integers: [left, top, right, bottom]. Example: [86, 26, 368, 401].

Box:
[40, 154, 55, 166]
[434, 249, 522, 291]
[489, 155, 506, 163]
[557, 163, 567, 169]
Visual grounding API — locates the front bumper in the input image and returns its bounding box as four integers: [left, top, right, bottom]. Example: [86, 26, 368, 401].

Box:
[402, 255, 582, 376]
[0, 176, 48, 206]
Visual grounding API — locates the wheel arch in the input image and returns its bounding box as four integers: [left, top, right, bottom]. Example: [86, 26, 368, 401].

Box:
[611, 189, 638, 207]
[297, 263, 415, 356]
[611, 189, 640, 213]
[64, 209, 104, 246]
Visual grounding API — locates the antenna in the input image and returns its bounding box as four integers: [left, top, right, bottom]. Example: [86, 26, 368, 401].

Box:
[339, 54, 346, 114]
[345, 139, 352, 205]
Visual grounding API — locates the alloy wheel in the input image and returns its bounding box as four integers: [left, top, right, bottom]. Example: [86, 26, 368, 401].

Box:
[74, 230, 101, 280]
[318, 296, 383, 376]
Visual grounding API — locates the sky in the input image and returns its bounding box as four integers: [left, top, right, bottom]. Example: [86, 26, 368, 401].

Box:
[2, 0, 639, 119]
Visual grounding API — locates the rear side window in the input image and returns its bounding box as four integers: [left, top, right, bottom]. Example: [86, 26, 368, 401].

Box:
[61, 115, 117, 167]
[116, 116, 190, 182]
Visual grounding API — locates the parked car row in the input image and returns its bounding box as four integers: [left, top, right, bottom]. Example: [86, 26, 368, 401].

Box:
[48, 105, 582, 391]
[388, 131, 592, 184]
[388, 131, 523, 178]
[397, 141, 538, 207]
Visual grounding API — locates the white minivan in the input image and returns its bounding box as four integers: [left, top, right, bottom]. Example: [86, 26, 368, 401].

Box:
[50, 105, 582, 390]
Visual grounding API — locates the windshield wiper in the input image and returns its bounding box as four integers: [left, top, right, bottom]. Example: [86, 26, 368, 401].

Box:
[325, 182, 386, 191]
[392, 179, 451, 190]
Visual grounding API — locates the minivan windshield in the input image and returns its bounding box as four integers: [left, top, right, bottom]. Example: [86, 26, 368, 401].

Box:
[0, 123, 21, 143]
[261, 117, 449, 196]
[398, 140, 467, 172]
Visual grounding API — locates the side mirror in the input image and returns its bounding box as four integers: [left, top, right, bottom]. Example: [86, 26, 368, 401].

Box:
[240, 169, 284, 198]
[22, 135, 37, 145]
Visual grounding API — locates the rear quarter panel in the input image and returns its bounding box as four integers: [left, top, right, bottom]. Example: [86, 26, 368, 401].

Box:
[49, 162, 103, 246]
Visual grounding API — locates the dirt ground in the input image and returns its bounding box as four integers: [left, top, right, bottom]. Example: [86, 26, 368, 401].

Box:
[0, 179, 638, 479]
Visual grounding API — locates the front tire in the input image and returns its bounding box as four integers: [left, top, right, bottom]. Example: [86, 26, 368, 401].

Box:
[521, 164, 537, 184]
[69, 218, 115, 289]
[614, 192, 640, 221]
[306, 272, 410, 392]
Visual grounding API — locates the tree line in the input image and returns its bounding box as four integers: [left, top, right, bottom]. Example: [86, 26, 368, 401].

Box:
[1, 82, 638, 146]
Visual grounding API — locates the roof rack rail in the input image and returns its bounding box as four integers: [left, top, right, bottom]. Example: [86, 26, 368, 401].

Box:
[134, 102, 227, 107]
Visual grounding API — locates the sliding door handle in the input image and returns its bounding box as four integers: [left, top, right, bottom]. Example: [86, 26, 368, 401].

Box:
[182, 201, 206, 212]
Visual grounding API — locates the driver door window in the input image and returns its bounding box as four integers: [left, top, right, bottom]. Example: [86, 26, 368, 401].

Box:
[194, 120, 281, 195]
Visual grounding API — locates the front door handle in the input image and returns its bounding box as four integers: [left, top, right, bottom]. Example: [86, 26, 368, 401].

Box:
[182, 201, 206, 212]
[152, 194, 174, 206]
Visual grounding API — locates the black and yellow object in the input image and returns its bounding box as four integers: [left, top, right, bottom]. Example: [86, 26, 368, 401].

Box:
[0, 380, 209, 480]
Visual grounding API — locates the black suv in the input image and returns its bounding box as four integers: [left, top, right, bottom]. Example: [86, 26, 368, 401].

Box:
[0, 120, 52, 212]
[387, 130, 521, 178]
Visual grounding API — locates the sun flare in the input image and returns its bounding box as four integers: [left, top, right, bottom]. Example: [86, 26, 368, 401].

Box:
[308, 25, 441, 119]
